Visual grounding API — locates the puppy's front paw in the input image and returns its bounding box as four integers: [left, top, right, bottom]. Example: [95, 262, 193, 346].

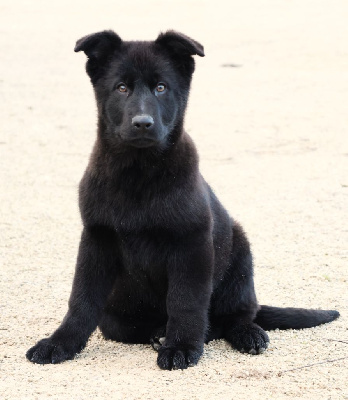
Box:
[157, 344, 203, 370]
[26, 337, 84, 364]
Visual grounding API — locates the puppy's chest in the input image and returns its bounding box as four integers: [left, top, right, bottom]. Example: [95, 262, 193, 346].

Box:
[82, 173, 199, 269]
[118, 228, 172, 273]
[89, 178, 185, 232]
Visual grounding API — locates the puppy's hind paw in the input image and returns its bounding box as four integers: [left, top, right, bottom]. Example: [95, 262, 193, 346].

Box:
[225, 323, 269, 355]
[150, 325, 167, 352]
[150, 336, 166, 352]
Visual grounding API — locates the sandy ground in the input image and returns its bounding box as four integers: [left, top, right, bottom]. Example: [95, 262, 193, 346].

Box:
[1, 0, 348, 398]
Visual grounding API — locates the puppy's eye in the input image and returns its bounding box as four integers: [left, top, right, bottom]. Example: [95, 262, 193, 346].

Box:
[117, 83, 128, 93]
[156, 83, 166, 93]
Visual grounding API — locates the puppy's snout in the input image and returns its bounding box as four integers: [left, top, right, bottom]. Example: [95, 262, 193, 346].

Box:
[132, 115, 154, 131]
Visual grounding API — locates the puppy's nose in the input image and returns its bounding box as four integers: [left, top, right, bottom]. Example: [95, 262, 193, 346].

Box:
[132, 115, 154, 131]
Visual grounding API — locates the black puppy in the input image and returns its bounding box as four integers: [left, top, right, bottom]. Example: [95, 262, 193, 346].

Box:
[26, 30, 339, 370]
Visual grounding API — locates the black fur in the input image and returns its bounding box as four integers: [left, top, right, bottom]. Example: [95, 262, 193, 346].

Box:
[26, 30, 339, 370]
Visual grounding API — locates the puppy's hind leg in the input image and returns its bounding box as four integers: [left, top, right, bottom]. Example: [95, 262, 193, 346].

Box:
[211, 305, 269, 354]
[212, 221, 269, 355]
[224, 320, 269, 355]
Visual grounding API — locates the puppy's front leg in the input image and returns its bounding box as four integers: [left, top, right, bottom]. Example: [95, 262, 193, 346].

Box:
[26, 227, 118, 364]
[157, 239, 214, 370]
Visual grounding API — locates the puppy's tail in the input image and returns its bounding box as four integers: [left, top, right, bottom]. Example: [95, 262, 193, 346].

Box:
[254, 305, 340, 330]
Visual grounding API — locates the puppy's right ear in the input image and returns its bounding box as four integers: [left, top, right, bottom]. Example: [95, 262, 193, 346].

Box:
[74, 30, 122, 83]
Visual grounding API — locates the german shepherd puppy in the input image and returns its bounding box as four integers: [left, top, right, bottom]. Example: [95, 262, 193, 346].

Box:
[26, 30, 339, 370]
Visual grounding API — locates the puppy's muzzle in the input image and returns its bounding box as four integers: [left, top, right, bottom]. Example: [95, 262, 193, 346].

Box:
[131, 115, 154, 134]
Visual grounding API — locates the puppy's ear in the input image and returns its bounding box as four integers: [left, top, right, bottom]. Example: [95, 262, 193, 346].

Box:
[75, 30, 122, 83]
[155, 31, 204, 58]
[75, 30, 122, 59]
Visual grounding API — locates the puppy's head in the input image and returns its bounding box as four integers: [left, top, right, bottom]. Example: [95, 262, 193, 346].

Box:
[75, 30, 204, 149]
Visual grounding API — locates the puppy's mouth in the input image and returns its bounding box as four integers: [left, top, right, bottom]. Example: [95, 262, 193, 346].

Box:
[126, 137, 159, 148]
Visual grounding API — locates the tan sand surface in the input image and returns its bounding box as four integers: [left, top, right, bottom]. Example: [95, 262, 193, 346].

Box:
[1, 0, 347, 398]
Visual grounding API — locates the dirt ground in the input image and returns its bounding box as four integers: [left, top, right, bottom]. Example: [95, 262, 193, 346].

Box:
[1, 0, 347, 399]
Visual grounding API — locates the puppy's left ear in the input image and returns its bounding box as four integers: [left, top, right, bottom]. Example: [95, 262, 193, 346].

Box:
[74, 30, 122, 59]
[155, 30, 204, 57]
[75, 30, 122, 83]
